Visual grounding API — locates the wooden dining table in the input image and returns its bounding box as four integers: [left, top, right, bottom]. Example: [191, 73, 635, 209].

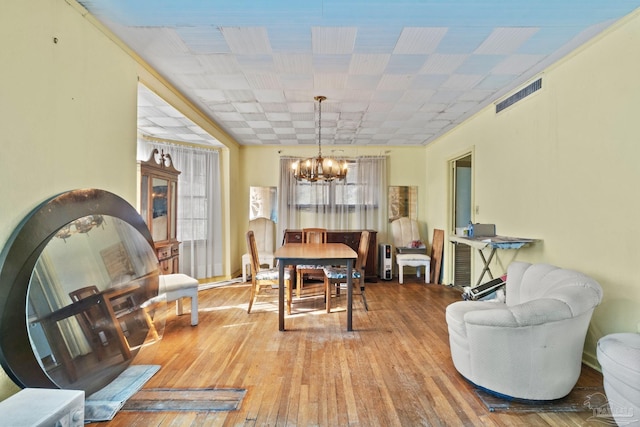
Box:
[275, 242, 357, 331]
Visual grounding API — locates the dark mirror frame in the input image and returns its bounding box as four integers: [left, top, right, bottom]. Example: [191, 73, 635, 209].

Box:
[0, 188, 156, 390]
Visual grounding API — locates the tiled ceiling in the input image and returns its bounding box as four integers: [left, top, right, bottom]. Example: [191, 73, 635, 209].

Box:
[137, 84, 222, 146]
[78, 1, 640, 148]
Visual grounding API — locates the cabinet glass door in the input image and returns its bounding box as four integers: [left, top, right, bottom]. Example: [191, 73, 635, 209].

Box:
[170, 181, 177, 239]
[152, 177, 169, 242]
[140, 175, 149, 225]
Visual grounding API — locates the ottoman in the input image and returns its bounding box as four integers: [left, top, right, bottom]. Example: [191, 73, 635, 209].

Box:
[159, 273, 199, 326]
[597, 333, 640, 426]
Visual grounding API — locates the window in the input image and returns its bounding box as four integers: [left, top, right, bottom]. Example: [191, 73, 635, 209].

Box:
[177, 169, 207, 241]
[278, 156, 387, 237]
[293, 162, 377, 210]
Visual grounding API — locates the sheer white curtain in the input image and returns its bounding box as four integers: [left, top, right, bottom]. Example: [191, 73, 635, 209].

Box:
[138, 140, 223, 279]
[278, 156, 387, 246]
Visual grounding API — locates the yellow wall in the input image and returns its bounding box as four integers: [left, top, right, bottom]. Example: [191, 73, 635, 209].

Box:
[423, 10, 640, 366]
[0, 0, 140, 397]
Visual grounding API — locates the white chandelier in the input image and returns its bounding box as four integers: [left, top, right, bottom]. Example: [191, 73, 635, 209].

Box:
[292, 96, 348, 182]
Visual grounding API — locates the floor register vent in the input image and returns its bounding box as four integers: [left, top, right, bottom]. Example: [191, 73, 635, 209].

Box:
[495, 78, 542, 113]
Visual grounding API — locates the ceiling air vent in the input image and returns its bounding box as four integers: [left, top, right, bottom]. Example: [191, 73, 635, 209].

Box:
[495, 78, 542, 113]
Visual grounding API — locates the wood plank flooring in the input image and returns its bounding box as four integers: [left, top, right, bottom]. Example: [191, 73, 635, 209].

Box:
[91, 277, 603, 426]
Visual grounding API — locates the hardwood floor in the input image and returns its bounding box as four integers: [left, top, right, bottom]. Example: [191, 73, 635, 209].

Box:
[92, 277, 603, 426]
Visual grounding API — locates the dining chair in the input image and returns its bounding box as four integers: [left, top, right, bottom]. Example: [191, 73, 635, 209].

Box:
[295, 228, 328, 298]
[323, 230, 370, 313]
[68, 286, 133, 361]
[246, 230, 292, 314]
[241, 217, 276, 282]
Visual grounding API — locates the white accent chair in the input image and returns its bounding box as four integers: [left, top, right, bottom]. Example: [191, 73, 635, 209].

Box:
[446, 262, 603, 401]
[391, 217, 430, 284]
[241, 217, 276, 282]
[159, 273, 199, 326]
[597, 333, 640, 427]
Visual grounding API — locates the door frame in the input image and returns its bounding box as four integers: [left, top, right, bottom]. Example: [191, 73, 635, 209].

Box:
[446, 149, 474, 286]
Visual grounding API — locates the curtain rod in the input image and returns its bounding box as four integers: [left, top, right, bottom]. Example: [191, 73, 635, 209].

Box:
[140, 133, 223, 152]
[279, 155, 387, 160]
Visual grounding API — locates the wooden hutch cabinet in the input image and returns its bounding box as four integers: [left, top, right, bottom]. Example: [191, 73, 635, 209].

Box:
[283, 229, 378, 282]
[139, 149, 181, 274]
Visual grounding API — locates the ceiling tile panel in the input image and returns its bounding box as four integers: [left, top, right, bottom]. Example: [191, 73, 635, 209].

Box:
[410, 75, 449, 90]
[442, 74, 483, 91]
[221, 27, 272, 54]
[400, 89, 435, 103]
[353, 26, 402, 53]
[491, 54, 545, 75]
[252, 90, 286, 103]
[420, 54, 468, 74]
[312, 27, 357, 54]
[393, 27, 448, 54]
[262, 103, 290, 113]
[235, 55, 275, 73]
[474, 27, 540, 55]
[314, 74, 348, 90]
[266, 112, 292, 121]
[377, 74, 414, 90]
[384, 54, 428, 74]
[455, 54, 505, 75]
[476, 74, 519, 90]
[313, 54, 352, 73]
[273, 53, 314, 73]
[247, 120, 271, 129]
[214, 112, 245, 121]
[192, 89, 227, 103]
[233, 103, 263, 113]
[243, 73, 281, 90]
[348, 54, 391, 74]
[206, 103, 236, 113]
[279, 75, 314, 90]
[197, 54, 242, 73]
[436, 27, 493, 54]
[346, 75, 382, 90]
[222, 90, 255, 102]
[176, 26, 229, 54]
[203, 75, 251, 90]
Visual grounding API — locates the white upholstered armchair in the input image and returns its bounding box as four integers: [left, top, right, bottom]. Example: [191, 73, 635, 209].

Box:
[242, 217, 276, 282]
[446, 262, 603, 401]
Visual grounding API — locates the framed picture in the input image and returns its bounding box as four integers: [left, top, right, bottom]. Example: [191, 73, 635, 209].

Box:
[388, 186, 417, 222]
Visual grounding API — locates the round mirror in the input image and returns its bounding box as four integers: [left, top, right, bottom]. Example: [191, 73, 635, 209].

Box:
[0, 189, 164, 395]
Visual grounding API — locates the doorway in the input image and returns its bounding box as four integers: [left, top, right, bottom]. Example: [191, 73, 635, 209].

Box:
[451, 154, 472, 286]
